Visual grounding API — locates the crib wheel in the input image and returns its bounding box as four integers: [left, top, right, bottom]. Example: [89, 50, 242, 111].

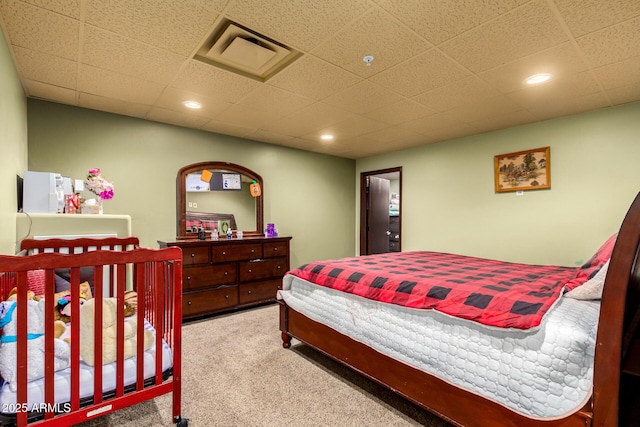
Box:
[175, 416, 189, 426]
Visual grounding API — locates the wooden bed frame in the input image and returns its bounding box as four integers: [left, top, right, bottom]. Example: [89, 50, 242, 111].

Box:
[0, 237, 186, 426]
[280, 191, 640, 427]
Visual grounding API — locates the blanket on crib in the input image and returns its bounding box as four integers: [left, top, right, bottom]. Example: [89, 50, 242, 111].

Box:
[287, 251, 580, 329]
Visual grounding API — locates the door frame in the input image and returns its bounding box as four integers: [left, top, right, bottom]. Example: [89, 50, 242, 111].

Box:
[360, 167, 402, 255]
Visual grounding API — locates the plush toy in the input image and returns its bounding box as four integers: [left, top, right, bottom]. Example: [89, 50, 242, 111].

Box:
[0, 299, 71, 391]
[79, 298, 153, 366]
[6, 287, 67, 338]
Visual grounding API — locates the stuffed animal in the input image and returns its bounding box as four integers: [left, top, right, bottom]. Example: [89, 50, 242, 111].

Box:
[6, 287, 67, 338]
[79, 298, 153, 366]
[0, 299, 71, 391]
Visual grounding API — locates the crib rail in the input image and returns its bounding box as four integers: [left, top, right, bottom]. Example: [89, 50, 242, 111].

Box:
[0, 245, 182, 426]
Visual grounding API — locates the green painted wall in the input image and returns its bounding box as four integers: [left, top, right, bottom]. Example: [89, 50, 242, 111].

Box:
[26, 100, 356, 267]
[356, 101, 640, 267]
[0, 30, 27, 254]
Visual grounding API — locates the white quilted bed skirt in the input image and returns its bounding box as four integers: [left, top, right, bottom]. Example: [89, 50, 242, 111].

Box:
[279, 274, 599, 420]
[0, 319, 173, 413]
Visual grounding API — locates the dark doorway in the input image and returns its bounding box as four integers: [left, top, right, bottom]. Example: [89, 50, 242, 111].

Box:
[360, 167, 402, 255]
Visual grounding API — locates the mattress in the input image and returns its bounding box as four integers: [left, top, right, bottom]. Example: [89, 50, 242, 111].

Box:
[0, 319, 173, 413]
[279, 274, 600, 420]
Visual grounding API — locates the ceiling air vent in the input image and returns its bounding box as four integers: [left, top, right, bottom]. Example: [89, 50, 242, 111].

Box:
[195, 20, 302, 82]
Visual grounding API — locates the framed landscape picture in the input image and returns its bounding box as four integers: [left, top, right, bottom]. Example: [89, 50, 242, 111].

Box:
[494, 146, 550, 193]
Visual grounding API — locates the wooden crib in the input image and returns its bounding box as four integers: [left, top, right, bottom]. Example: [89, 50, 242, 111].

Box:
[0, 237, 185, 426]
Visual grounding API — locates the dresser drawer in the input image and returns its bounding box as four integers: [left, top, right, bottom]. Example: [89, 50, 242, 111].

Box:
[183, 263, 236, 291]
[239, 279, 280, 304]
[263, 241, 288, 258]
[239, 257, 287, 282]
[212, 244, 262, 262]
[183, 286, 238, 318]
[183, 246, 210, 266]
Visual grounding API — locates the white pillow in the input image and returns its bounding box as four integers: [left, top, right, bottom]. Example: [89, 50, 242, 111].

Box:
[564, 260, 610, 300]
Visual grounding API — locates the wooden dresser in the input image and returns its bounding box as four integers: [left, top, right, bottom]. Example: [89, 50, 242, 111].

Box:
[158, 236, 292, 320]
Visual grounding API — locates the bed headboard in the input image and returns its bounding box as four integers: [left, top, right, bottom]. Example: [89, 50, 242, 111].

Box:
[593, 191, 640, 425]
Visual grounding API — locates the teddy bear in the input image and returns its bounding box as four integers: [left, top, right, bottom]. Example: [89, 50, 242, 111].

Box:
[79, 297, 153, 366]
[0, 299, 71, 391]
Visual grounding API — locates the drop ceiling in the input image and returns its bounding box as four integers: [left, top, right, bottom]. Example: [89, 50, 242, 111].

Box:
[0, 0, 638, 159]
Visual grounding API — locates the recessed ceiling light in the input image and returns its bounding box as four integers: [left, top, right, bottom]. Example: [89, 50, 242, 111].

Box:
[182, 100, 202, 109]
[320, 134, 334, 141]
[524, 73, 552, 86]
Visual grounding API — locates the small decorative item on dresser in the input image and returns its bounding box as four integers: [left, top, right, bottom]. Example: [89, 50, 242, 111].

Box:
[83, 168, 115, 214]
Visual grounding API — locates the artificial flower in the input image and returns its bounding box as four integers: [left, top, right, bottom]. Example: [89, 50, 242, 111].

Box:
[85, 168, 115, 200]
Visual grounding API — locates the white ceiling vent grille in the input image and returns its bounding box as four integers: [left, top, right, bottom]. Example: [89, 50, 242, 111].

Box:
[195, 20, 302, 82]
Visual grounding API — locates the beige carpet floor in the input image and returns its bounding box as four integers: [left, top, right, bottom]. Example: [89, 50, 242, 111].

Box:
[76, 304, 452, 427]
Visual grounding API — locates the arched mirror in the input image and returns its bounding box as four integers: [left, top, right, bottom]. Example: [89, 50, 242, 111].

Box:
[176, 162, 264, 238]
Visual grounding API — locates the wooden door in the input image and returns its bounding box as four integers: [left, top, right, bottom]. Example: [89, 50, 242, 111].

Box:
[366, 176, 390, 254]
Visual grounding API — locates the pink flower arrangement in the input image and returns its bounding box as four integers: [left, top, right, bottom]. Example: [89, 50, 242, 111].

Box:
[85, 168, 115, 200]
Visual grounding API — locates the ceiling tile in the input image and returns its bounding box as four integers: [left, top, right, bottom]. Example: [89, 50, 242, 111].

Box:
[322, 81, 405, 115]
[236, 85, 316, 118]
[440, 0, 568, 73]
[171, 60, 262, 103]
[20, 0, 81, 19]
[155, 87, 233, 118]
[607, 82, 640, 105]
[81, 25, 188, 85]
[214, 103, 285, 130]
[13, 46, 76, 89]
[577, 16, 640, 68]
[311, 115, 389, 140]
[77, 64, 165, 105]
[200, 119, 256, 138]
[311, 6, 432, 78]
[78, 92, 151, 118]
[85, 0, 224, 56]
[507, 72, 609, 119]
[146, 107, 211, 129]
[413, 77, 503, 112]
[258, 102, 356, 137]
[243, 129, 296, 147]
[266, 55, 362, 101]
[370, 48, 471, 97]
[0, 0, 79, 60]
[24, 80, 77, 105]
[478, 42, 587, 94]
[553, 0, 640, 37]
[594, 56, 640, 90]
[365, 99, 437, 125]
[225, 0, 372, 52]
[378, 0, 529, 45]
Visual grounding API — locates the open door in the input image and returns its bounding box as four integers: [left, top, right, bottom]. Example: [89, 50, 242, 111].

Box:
[367, 176, 390, 254]
[360, 167, 402, 255]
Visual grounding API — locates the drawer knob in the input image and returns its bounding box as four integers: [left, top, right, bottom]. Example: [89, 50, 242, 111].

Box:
[248, 269, 252, 273]
[187, 276, 191, 280]
[274, 247, 278, 251]
[222, 251, 226, 256]
[190, 253, 195, 257]
[251, 249, 255, 253]
[248, 290, 252, 294]
[224, 271, 228, 276]
[188, 301, 192, 305]
[225, 295, 229, 299]
[277, 265, 281, 269]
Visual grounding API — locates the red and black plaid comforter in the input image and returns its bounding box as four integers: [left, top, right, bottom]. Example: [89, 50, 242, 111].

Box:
[287, 251, 580, 329]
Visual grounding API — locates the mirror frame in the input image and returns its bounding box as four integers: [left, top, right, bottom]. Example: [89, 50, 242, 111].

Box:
[176, 161, 264, 238]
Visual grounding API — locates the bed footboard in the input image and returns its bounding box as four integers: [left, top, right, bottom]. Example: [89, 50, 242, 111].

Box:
[0, 238, 184, 426]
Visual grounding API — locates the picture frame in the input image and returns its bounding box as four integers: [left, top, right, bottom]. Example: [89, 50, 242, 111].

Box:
[494, 146, 550, 193]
